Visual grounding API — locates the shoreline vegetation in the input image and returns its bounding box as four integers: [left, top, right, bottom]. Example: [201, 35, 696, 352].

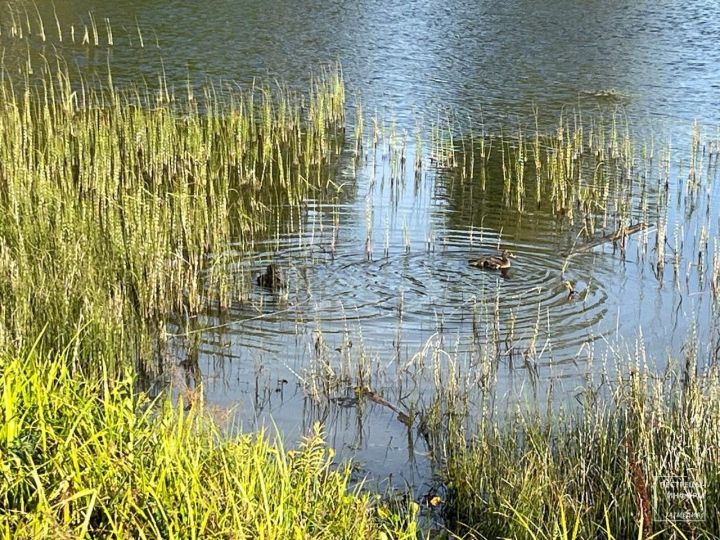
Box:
[1, 347, 418, 539]
[0, 46, 718, 538]
[0, 57, 345, 370]
[441, 360, 720, 539]
[3, 341, 718, 538]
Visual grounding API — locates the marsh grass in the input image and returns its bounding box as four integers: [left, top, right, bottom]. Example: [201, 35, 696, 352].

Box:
[0, 3, 141, 48]
[297, 310, 720, 538]
[0, 345, 419, 539]
[439, 359, 720, 539]
[0, 56, 345, 372]
[430, 110, 655, 237]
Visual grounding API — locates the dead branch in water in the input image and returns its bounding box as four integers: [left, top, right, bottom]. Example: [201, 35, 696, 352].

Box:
[567, 222, 649, 255]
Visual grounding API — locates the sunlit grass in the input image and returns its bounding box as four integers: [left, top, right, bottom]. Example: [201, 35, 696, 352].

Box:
[440, 360, 720, 539]
[0, 344, 418, 539]
[0, 56, 344, 372]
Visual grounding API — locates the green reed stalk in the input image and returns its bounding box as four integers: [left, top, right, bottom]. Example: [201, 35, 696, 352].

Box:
[441, 360, 720, 539]
[0, 58, 346, 373]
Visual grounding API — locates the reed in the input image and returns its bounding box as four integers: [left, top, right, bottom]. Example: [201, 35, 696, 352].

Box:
[435, 352, 720, 539]
[431, 109, 650, 233]
[0, 56, 345, 373]
[0, 3, 122, 48]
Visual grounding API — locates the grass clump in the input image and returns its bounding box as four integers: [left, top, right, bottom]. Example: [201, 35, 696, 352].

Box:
[441, 364, 720, 539]
[0, 57, 345, 372]
[0, 343, 418, 539]
[434, 110, 647, 227]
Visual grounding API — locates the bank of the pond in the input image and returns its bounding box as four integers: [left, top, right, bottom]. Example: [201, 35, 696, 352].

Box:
[0, 348, 419, 539]
[3, 344, 718, 539]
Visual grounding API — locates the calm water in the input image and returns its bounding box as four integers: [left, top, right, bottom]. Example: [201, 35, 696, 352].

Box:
[4, 0, 720, 488]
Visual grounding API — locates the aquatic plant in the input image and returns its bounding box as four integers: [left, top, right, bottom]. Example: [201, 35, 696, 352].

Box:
[438, 353, 720, 538]
[0, 55, 345, 372]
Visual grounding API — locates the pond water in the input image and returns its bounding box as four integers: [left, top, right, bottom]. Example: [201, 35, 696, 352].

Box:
[5, 0, 720, 490]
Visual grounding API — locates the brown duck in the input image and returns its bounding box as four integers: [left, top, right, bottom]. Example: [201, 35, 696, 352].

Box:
[563, 280, 577, 300]
[256, 264, 285, 289]
[468, 250, 516, 273]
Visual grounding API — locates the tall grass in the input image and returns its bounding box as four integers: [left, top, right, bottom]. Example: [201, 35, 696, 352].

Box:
[0, 57, 345, 372]
[431, 109, 650, 232]
[0, 344, 418, 539]
[440, 360, 720, 538]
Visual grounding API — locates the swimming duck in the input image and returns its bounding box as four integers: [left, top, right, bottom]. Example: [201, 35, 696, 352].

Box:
[256, 264, 285, 289]
[563, 280, 577, 300]
[468, 250, 516, 272]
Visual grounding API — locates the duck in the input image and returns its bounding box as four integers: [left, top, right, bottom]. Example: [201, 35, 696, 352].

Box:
[563, 280, 577, 300]
[256, 264, 285, 289]
[468, 250, 516, 273]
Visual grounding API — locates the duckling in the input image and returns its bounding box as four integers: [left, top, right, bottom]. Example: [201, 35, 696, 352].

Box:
[256, 264, 285, 289]
[563, 280, 577, 300]
[468, 250, 516, 271]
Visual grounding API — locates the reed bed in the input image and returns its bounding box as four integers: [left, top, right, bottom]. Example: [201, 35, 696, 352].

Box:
[440, 358, 720, 539]
[0, 57, 345, 372]
[292, 308, 720, 538]
[430, 110, 654, 234]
